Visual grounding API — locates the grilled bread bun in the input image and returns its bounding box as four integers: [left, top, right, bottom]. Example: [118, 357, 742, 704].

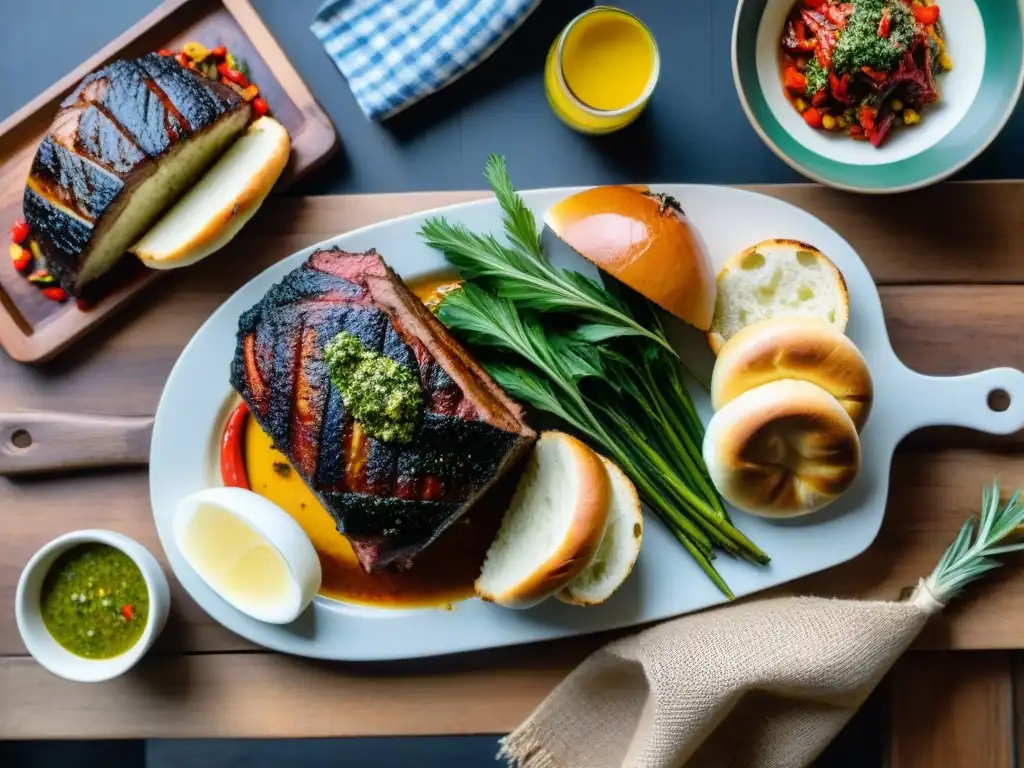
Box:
[708, 239, 849, 354]
[132, 117, 290, 269]
[557, 456, 643, 607]
[545, 185, 717, 331]
[476, 431, 611, 609]
[711, 317, 873, 430]
[703, 379, 861, 518]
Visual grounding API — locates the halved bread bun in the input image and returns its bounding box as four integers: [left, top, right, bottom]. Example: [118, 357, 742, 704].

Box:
[131, 116, 291, 270]
[708, 239, 849, 354]
[557, 456, 643, 607]
[476, 431, 611, 609]
[712, 317, 873, 430]
[545, 185, 717, 331]
[703, 379, 861, 518]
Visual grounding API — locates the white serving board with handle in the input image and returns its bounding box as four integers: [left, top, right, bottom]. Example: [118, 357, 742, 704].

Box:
[148, 185, 1024, 661]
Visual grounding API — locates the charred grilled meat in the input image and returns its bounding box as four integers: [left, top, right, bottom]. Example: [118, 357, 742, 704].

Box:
[230, 248, 536, 572]
[25, 52, 251, 295]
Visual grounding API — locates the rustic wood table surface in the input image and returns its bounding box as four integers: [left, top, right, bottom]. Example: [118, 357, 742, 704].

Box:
[2, 184, 1023, 766]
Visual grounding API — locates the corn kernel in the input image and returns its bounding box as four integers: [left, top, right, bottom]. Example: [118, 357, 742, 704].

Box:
[903, 109, 920, 125]
[837, 116, 849, 129]
[890, 99, 904, 112]
[940, 53, 954, 71]
[794, 98, 808, 113]
[822, 114, 836, 130]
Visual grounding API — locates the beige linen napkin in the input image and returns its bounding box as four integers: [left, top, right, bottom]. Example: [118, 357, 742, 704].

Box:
[501, 586, 944, 768]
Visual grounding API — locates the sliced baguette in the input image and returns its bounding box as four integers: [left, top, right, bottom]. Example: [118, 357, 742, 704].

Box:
[476, 431, 611, 609]
[708, 239, 849, 354]
[557, 456, 643, 607]
[131, 116, 291, 270]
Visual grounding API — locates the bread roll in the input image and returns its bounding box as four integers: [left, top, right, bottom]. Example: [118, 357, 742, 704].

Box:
[708, 239, 849, 354]
[712, 317, 873, 430]
[476, 431, 611, 609]
[557, 456, 643, 607]
[545, 185, 717, 331]
[703, 380, 861, 518]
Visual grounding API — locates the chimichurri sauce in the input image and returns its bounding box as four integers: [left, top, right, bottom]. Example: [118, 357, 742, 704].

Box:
[39, 543, 149, 659]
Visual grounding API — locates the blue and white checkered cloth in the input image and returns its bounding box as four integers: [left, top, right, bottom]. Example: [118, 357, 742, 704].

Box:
[312, 0, 541, 121]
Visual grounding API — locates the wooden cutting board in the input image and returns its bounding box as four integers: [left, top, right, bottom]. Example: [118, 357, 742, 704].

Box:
[0, 0, 337, 364]
[1, 184, 1023, 740]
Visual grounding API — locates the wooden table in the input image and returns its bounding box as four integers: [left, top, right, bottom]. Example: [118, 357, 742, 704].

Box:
[2, 184, 1023, 766]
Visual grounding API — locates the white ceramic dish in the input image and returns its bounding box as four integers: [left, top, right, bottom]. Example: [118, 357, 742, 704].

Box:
[149, 186, 1024, 660]
[733, 0, 1024, 192]
[15, 529, 171, 681]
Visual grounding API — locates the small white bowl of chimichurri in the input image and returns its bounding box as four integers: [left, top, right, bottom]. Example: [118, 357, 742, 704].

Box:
[15, 530, 170, 682]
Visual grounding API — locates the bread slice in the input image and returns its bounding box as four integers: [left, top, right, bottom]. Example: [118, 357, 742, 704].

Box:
[131, 117, 290, 270]
[707, 239, 849, 354]
[476, 431, 611, 609]
[557, 456, 643, 607]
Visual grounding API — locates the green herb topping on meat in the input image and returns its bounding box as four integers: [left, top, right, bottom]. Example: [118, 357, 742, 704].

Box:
[324, 332, 422, 443]
[805, 58, 829, 96]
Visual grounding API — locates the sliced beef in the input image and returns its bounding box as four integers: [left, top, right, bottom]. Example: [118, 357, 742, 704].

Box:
[25, 52, 252, 295]
[231, 248, 536, 572]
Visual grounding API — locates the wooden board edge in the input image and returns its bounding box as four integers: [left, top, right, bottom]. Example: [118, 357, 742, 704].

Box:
[222, 0, 340, 179]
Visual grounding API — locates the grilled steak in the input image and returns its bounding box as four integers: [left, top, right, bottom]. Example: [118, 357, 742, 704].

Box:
[231, 248, 536, 572]
[25, 53, 252, 295]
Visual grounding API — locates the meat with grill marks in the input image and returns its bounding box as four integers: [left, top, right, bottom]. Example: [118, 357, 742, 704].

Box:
[24, 52, 251, 295]
[230, 248, 536, 572]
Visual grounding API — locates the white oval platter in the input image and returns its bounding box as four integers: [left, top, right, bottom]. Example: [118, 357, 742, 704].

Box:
[150, 185, 1024, 661]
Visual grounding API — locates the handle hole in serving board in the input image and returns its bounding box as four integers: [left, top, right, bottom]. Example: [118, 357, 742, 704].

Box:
[9, 429, 32, 450]
[988, 389, 1012, 413]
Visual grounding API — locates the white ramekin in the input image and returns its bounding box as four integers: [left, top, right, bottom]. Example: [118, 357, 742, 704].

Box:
[15, 529, 171, 682]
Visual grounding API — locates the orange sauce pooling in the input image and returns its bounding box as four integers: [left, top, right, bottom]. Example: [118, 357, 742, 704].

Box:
[242, 272, 509, 609]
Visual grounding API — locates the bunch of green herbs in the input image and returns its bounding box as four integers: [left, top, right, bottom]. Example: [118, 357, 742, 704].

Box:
[419, 155, 768, 597]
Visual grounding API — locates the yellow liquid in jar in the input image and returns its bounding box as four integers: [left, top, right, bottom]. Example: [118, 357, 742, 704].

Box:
[181, 503, 292, 608]
[545, 7, 658, 134]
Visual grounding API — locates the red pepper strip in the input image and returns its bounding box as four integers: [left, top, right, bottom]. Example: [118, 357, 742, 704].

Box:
[792, 20, 819, 52]
[861, 66, 889, 83]
[802, 0, 827, 7]
[878, 8, 891, 38]
[913, 5, 940, 25]
[829, 71, 852, 103]
[811, 88, 829, 108]
[803, 107, 824, 129]
[859, 105, 877, 131]
[10, 219, 29, 244]
[41, 287, 67, 302]
[217, 62, 249, 88]
[221, 401, 250, 489]
[783, 66, 807, 93]
[252, 97, 269, 117]
[209, 45, 227, 58]
[121, 604, 134, 621]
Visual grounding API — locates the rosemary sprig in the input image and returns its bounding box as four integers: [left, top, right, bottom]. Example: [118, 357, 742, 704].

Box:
[920, 482, 1024, 603]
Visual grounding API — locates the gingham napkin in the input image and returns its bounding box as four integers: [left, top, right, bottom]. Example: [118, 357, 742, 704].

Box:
[312, 0, 542, 121]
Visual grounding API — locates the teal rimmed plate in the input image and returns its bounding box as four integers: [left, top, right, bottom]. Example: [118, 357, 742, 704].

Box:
[733, 1, 1024, 193]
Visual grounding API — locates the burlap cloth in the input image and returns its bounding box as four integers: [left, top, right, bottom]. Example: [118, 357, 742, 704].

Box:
[501, 583, 944, 768]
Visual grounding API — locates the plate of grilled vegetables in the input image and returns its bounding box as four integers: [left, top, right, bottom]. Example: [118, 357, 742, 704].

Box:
[149, 156, 1024, 660]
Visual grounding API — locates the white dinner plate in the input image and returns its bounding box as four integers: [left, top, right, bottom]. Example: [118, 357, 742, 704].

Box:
[150, 185, 1024, 660]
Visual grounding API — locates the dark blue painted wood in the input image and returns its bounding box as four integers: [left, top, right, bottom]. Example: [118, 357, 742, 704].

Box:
[2, 0, 1020, 194]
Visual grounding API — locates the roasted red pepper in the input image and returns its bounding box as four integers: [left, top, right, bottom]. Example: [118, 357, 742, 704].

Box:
[829, 71, 851, 103]
[861, 66, 888, 83]
[221, 401, 250, 489]
[217, 62, 249, 88]
[792, 20, 819, 52]
[41, 287, 67, 302]
[913, 5, 940, 26]
[252, 97, 269, 117]
[783, 66, 807, 93]
[209, 45, 227, 58]
[803, 107, 824, 129]
[121, 604, 134, 621]
[811, 88, 829, 107]
[859, 105, 877, 131]
[878, 8, 891, 38]
[10, 219, 29, 244]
